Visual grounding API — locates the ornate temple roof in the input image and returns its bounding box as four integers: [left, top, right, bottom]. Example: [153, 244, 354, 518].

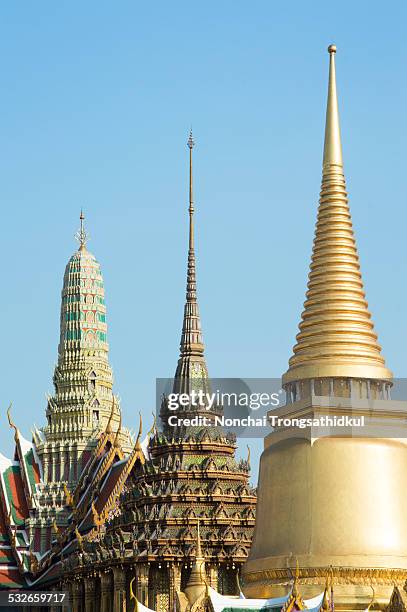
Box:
[27, 412, 145, 585]
[0, 142, 255, 606]
[24, 137, 255, 606]
[0, 413, 43, 588]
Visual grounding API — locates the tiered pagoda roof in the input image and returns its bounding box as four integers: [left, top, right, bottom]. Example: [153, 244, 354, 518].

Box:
[41, 134, 256, 609]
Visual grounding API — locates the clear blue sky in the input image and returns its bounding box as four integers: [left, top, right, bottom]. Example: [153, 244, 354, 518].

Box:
[0, 1, 406, 479]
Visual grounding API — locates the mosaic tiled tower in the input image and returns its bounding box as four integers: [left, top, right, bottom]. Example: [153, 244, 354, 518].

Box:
[31, 215, 131, 550]
[40, 213, 123, 468]
[0, 215, 132, 588]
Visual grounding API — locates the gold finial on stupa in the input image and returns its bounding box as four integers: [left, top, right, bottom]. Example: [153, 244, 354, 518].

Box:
[75, 210, 89, 251]
[184, 519, 207, 605]
[283, 45, 392, 384]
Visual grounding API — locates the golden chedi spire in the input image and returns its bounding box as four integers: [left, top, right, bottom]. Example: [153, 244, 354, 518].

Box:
[184, 520, 207, 605]
[243, 46, 407, 608]
[283, 45, 392, 384]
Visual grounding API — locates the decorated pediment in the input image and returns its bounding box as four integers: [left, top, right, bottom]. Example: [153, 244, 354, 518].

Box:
[388, 586, 407, 612]
[185, 507, 197, 518]
[203, 457, 216, 471]
[223, 525, 238, 540]
[214, 504, 228, 518]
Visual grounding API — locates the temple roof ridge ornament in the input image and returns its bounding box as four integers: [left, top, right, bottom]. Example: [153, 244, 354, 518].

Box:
[7, 403, 19, 443]
[283, 45, 392, 384]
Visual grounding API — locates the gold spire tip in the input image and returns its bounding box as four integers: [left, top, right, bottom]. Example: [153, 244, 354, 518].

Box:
[328, 44, 337, 53]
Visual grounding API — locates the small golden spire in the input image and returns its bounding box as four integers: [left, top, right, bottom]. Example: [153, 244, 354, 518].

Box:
[184, 518, 207, 604]
[75, 210, 88, 251]
[283, 45, 392, 384]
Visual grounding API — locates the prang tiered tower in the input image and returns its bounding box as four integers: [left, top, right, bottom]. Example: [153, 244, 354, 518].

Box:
[32, 216, 131, 548]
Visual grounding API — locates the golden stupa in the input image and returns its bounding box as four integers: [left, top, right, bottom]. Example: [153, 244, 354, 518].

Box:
[243, 46, 407, 609]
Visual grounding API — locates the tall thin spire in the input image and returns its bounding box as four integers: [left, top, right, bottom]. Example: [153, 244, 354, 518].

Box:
[283, 45, 392, 384]
[172, 130, 209, 391]
[178, 131, 205, 359]
[188, 128, 195, 250]
[184, 519, 207, 604]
